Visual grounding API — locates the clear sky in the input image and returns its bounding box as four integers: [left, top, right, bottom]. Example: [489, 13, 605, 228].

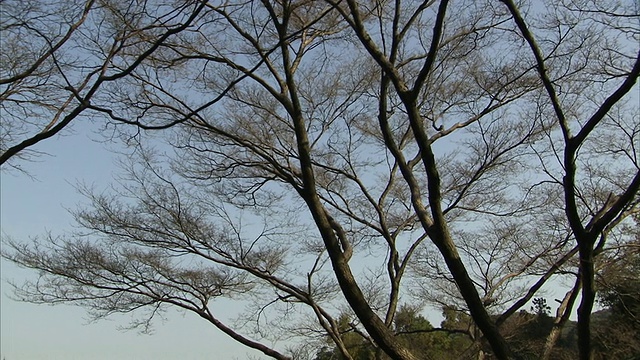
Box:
[0, 116, 574, 360]
[0, 125, 572, 360]
[0, 121, 268, 360]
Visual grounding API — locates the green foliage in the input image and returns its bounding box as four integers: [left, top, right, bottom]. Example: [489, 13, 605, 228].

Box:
[440, 306, 472, 333]
[394, 305, 472, 360]
[593, 244, 640, 359]
[598, 246, 640, 322]
[313, 305, 474, 360]
[503, 309, 555, 359]
[313, 285, 639, 360]
[531, 297, 551, 317]
[313, 313, 375, 360]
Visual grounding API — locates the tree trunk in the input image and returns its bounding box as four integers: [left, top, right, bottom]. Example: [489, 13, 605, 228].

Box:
[542, 277, 581, 360]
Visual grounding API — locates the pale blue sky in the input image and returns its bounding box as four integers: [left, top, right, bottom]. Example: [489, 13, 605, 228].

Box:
[0, 125, 571, 360]
[0, 117, 573, 360]
[0, 122, 268, 360]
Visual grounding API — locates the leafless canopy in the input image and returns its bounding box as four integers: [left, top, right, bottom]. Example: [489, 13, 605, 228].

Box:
[2, 0, 639, 359]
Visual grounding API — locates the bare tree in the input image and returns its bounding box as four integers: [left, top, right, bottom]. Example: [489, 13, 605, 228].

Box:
[0, 0, 208, 168]
[2, 1, 639, 359]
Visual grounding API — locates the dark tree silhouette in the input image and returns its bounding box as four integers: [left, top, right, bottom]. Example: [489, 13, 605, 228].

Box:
[2, 1, 639, 359]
